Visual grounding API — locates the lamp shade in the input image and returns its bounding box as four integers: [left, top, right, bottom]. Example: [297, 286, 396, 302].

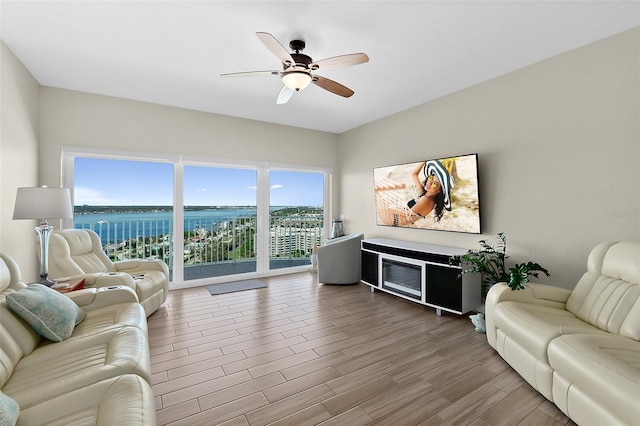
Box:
[282, 71, 312, 91]
[13, 187, 73, 220]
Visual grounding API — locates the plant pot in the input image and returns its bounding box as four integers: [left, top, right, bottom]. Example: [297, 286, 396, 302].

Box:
[469, 312, 486, 333]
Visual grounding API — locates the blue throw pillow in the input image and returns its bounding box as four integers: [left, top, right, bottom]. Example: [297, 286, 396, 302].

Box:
[6, 283, 86, 342]
[0, 391, 19, 426]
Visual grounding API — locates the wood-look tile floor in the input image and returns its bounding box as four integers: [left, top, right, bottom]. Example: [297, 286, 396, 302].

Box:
[148, 272, 575, 426]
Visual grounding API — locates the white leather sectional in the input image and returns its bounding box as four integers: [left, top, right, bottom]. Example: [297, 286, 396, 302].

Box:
[0, 253, 156, 425]
[485, 242, 640, 425]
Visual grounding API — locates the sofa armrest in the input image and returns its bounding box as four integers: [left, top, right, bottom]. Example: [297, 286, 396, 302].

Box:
[485, 282, 572, 348]
[527, 283, 572, 304]
[52, 274, 85, 283]
[82, 272, 136, 291]
[67, 286, 139, 311]
[114, 259, 169, 277]
[486, 282, 571, 309]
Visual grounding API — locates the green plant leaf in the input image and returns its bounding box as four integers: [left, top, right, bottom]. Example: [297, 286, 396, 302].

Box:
[457, 233, 549, 295]
[507, 262, 551, 290]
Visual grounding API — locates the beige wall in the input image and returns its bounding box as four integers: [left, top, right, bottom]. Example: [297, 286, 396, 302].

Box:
[0, 42, 41, 279]
[38, 87, 339, 184]
[338, 28, 640, 289]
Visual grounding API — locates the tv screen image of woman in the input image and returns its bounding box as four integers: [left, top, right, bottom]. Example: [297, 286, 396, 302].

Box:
[374, 153, 481, 234]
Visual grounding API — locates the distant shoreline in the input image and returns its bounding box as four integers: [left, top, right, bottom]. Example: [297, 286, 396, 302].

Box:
[74, 205, 322, 215]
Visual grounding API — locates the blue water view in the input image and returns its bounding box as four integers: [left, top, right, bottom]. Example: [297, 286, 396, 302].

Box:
[74, 208, 257, 244]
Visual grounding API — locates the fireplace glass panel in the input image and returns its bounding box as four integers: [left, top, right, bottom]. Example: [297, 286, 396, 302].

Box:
[381, 258, 422, 300]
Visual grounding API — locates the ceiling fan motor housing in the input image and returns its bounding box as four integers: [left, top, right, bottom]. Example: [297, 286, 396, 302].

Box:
[289, 53, 312, 69]
[289, 39, 305, 52]
[286, 40, 314, 70]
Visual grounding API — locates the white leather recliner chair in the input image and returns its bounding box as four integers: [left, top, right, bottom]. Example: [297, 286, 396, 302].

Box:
[317, 233, 364, 284]
[42, 229, 169, 316]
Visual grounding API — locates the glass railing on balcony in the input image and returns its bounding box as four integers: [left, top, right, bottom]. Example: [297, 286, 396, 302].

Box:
[74, 214, 324, 273]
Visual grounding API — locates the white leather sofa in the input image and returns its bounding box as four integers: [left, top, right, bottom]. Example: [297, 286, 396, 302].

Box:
[44, 229, 169, 316]
[0, 253, 156, 425]
[485, 242, 640, 426]
[317, 233, 364, 284]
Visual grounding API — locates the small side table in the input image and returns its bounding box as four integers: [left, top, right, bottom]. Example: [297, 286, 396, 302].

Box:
[52, 277, 85, 293]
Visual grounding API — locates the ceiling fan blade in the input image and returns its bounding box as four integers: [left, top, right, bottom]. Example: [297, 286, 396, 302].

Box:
[256, 32, 295, 66]
[311, 53, 369, 71]
[220, 70, 280, 77]
[312, 75, 355, 98]
[276, 86, 294, 104]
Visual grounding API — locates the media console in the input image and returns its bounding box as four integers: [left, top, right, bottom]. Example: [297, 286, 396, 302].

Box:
[361, 238, 481, 315]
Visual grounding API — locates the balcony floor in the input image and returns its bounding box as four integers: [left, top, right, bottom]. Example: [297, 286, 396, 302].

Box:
[178, 259, 311, 281]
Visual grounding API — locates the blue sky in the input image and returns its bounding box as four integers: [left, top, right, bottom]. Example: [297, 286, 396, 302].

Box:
[74, 158, 324, 206]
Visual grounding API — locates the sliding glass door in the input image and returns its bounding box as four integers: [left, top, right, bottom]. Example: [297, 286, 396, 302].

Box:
[183, 165, 257, 281]
[268, 170, 324, 270]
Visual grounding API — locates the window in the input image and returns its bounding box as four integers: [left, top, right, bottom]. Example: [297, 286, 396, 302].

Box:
[63, 148, 331, 286]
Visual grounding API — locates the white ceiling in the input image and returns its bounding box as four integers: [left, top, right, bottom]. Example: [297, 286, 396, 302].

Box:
[2, 1, 639, 134]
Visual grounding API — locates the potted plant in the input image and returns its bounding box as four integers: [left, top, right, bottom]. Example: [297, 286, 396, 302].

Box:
[450, 232, 508, 298]
[450, 233, 550, 332]
[450, 232, 550, 295]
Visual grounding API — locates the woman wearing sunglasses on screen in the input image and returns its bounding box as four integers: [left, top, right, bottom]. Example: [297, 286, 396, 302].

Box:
[379, 159, 454, 227]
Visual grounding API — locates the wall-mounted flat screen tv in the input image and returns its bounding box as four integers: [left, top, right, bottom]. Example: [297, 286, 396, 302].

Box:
[373, 153, 481, 234]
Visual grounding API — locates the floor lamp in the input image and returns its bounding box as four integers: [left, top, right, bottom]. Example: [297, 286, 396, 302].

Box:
[13, 186, 73, 286]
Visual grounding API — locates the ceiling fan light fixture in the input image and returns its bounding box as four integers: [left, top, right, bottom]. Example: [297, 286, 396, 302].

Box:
[282, 71, 312, 91]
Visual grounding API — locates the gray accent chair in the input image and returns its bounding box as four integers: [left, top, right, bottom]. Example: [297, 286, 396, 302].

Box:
[317, 233, 364, 284]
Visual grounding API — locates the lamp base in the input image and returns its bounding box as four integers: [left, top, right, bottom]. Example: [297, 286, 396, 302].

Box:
[35, 224, 55, 287]
[40, 274, 56, 287]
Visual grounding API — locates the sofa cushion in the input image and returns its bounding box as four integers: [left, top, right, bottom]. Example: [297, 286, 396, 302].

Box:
[71, 302, 147, 338]
[47, 230, 115, 278]
[600, 242, 640, 284]
[6, 284, 86, 342]
[2, 326, 150, 409]
[548, 334, 640, 425]
[492, 301, 607, 362]
[566, 242, 640, 340]
[0, 304, 40, 385]
[0, 391, 19, 426]
[0, 257, 41, 365]
[566, 272, 640, 339]
[15, 375, 156, 426]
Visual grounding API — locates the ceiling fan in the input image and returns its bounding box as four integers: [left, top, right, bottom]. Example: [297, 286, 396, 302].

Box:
[221, 32, 369, 104]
